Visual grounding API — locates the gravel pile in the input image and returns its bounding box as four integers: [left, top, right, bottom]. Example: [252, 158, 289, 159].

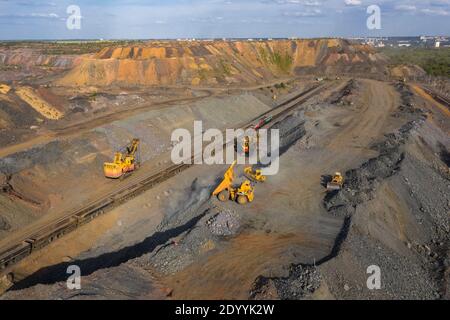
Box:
[324, 119, 423, 216]
[319, 87, 449, 299]
[250, 264, 321, 300]
[206, 208, 240, 236]
[329, 79, 358, 105]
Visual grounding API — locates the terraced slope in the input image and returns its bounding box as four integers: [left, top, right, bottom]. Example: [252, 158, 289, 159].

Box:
[57, 39, 387, 87]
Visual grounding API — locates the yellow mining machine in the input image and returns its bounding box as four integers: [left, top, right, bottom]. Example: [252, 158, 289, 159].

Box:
[327, 172, 344, 191]
[212, 161, 255, 205]
[104, 138, 140, 179]
[244, 166, 266, 183]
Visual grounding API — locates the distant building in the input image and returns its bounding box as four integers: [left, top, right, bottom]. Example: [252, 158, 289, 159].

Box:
[435, 41, 441, 48]
[420, 36, 432, 41]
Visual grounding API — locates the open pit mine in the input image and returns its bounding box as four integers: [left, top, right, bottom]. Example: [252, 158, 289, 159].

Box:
[0, 39, 448, 301]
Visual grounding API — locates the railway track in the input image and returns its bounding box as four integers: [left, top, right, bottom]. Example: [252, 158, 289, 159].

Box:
[0, 80, 340, 277]
[421, 86, 450, 110]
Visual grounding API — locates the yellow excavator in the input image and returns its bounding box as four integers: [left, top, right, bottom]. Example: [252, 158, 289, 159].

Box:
[104, 139, 140, 179]
[327, 172, 344, 191]
[212, 161, 255, 205]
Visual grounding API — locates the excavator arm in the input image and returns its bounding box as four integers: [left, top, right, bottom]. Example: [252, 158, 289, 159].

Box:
[126, 139, 140, 156]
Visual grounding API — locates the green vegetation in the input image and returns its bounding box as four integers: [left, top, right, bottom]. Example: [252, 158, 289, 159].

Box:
[218, 59, 232, 76]
[0, 64, 22, 71]
[258, 48, 293, 73]
[274, 82, 287, 89]
[0, 40, 143, 55]
[198, 68, 209, 81]
[259, 48, 269, 63]
[270, 52, 293, 73]
[88, 92, 98, 101]
[381, 47, 450, 78]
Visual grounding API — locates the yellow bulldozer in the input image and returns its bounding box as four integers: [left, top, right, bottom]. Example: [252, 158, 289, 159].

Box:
[244, 166, 266, 183]
[104, 139, 140, 179]
[327, 172, 344, 191]
[212, 161, 255, 205]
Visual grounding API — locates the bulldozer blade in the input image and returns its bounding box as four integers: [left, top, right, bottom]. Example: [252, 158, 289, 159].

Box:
[326, 183, 342, 191]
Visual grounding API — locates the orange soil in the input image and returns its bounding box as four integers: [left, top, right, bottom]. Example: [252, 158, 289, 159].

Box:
[57, 39, 382, 87]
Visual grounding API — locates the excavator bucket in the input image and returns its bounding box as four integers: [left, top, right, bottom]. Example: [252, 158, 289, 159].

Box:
[104, 163, 123, 179]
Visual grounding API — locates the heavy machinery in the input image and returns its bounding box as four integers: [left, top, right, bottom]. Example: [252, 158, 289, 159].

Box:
[327, 172, 344, 191]
[212, 161, 255, 205]
[242, 136, 250, 154]
[104, 139, 140, 179]
[235, 116, 273, 155]
[254, 116, 273, 130]
[240, 132, 262, 155]
[244, 166, 266, 183]
[235, 135, 252, 155]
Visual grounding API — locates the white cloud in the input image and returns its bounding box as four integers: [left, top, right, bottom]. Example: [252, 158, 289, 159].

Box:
[421, 8, 450, 16]
[272, 0, 322, 5]
[395, 5, 416, 12]
[284, 8, 322, 16]
[30, 12, 58, 18]
[305, 1, 321, 6]
[344, 0, 361, 6]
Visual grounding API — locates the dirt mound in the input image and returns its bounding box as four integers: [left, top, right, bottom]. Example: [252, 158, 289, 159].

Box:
[15, 87, 64, 120]
[0, 93, 41, 130]
[250, 264, 320, 300]
[57, 39, 387, 87]
[0, 49, 79, 70]
[390, 64, 427, 80]
[318, 87, 449, 299]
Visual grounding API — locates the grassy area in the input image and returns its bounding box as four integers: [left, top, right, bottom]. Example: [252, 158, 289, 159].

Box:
[258, 48, 293, 73]
[270, 52, 293, 73]
[218, 59, 232, 76]
[381, 47, 450, 78]
[0, 40, 144, 55]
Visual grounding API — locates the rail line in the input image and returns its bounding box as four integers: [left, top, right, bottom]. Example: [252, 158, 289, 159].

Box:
[421, 86, 450, 110]
[0, 80, 340, 276]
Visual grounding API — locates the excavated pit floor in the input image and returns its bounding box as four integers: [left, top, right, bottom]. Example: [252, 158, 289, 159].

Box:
[1, 79, 449, 300]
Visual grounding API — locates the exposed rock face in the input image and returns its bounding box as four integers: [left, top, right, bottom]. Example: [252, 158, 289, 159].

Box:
[57, 39, 387, 87]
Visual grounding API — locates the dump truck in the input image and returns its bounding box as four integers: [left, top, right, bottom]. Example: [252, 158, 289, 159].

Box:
[212, 161, 255, 205]
[104, 139, 140, 179]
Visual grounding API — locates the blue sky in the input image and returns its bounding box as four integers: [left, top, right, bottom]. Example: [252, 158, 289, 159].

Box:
[0, 0, 449, 40]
